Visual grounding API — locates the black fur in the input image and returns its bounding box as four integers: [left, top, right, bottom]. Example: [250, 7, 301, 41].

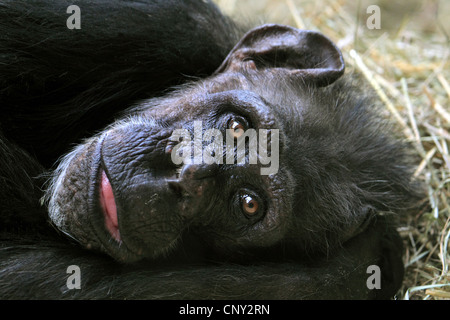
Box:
[0, 0, 422, 299]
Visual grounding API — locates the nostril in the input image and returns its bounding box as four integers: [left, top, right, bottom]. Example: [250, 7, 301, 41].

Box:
[167, 180, 184, 197]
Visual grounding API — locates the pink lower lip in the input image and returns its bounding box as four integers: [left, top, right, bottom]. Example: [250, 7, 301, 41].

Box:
[100, 170, 120, 241]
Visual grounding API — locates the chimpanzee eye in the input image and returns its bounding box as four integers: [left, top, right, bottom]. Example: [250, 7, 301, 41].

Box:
[227, 118, 246, 139]
[232, 189, 264, 221]
[241, 194, 259, 216]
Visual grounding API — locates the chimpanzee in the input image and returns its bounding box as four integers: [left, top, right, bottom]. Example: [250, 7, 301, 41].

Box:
[0, 0, 422, 299]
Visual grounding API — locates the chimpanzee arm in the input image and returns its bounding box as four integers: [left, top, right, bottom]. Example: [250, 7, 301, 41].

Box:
[0, 216, 403, 300]
[0, 131, 47, 228]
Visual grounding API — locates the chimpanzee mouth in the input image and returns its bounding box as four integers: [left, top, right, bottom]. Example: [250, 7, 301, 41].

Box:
[99, 169, 120, 242]
[92, 134, 185, 262]
[93, 162, 142, 262]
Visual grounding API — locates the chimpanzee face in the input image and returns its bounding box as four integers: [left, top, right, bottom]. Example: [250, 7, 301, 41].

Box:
[47, 24, 379, 263]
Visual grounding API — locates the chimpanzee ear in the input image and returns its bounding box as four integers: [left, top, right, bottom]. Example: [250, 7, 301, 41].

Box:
[215, 24, 345, 87]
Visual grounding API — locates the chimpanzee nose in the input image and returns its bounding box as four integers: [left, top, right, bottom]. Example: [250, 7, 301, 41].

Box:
[167, 163, 218, 198]
[179, 163, 219, 180]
